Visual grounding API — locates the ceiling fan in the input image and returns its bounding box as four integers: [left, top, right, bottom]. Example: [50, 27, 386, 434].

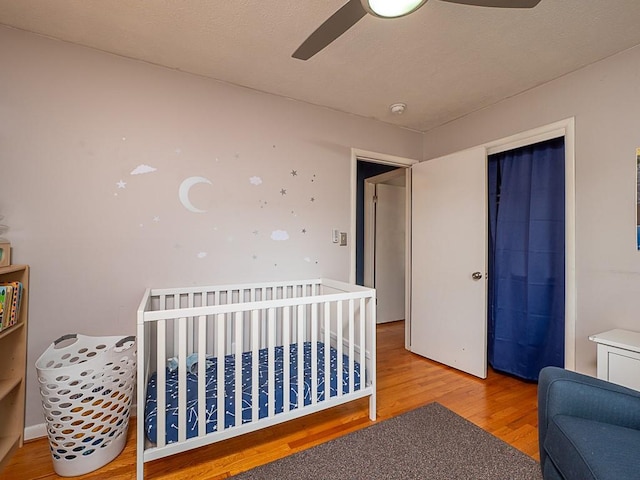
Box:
[292, 0, 542, 60]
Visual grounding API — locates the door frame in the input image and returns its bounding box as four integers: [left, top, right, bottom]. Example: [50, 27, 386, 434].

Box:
[350, 148, 418, 348]
[483, 117, 576, 371]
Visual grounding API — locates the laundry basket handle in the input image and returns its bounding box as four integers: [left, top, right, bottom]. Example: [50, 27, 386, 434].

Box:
[54, 334, 77, 345]
[116, 335, 136, 348]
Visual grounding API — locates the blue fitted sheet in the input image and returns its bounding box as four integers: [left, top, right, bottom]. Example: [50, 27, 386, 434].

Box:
[144, 341, 361, 444]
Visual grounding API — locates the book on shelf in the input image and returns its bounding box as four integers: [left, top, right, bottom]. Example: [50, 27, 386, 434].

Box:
[0, 281, 22, 332]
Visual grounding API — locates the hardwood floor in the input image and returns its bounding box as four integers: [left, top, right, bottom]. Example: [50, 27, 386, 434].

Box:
[4, 321, 539, 479]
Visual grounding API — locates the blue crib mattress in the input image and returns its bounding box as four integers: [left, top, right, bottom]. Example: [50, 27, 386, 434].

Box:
[144, 341, 361, 444]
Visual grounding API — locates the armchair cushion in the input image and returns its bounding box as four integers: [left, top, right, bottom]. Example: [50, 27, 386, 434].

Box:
[538, 366, 640, 480]
[545, 415, 640, 480]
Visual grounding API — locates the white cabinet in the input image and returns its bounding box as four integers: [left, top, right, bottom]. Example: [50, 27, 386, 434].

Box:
[589, 329, 640, 391]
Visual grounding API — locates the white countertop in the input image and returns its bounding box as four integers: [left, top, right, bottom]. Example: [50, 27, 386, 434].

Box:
[589, 329, 640, 352]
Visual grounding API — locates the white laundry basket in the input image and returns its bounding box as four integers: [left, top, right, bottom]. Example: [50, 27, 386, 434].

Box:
[35, 334, 136, 477]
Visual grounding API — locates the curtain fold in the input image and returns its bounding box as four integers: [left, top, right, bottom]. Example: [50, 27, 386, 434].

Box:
[488, 137, 565, 381]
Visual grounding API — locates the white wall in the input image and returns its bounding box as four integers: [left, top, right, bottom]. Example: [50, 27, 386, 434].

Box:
[422, 44, 640, 376]
[0, 26, 422, 427]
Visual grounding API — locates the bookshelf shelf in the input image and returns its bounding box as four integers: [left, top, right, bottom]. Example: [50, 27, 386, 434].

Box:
[0, 265, 28, 474]
[0, 321, 24, 341]
[0, 377, 21, 400]
[0, 434, 20, 473]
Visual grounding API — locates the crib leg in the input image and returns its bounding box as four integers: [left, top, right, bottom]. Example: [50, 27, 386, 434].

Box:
[137, 457, 144, 480]
[369, 393, 377, 421]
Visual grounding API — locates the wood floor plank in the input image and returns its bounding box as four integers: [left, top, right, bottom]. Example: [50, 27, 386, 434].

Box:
[4, 321, 540, 479]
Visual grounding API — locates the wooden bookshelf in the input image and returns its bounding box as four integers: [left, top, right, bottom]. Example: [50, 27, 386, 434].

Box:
[0, 265, 29, 474]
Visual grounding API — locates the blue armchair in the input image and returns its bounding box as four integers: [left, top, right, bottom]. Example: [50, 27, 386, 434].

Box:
[538, 366, 640, 480]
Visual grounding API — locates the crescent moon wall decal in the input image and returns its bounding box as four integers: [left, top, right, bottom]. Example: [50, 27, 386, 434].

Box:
[178, 176, 212, 213]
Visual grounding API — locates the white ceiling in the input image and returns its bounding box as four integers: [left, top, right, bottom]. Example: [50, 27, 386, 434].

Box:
[2, 1, 640, 132]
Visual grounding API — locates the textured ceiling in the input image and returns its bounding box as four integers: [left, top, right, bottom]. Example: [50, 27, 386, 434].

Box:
[2, 0, 640, 132]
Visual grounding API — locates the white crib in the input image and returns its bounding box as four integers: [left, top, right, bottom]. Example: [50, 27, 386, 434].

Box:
[136, 278, 376, 479]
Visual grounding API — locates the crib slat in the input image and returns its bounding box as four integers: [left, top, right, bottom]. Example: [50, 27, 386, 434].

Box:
[267, 308, 276, 418]
[156, 319, 167, 448]
[159, 294, 166, 312]
[368, 294, 377, 420]
[311, 301, 318, 404]
[283, 306, 291, 413]
[171, 295, 180, 372]
[177, 319, 187, 443]
[187, 293, 195, 354]
[323, 301, 330, 400]
[251, 310, 259, 422]
[348, 299, 355, 394]
[234, 311, 243, 427]
[297, 304, 304, 409]
[359, 297, 366, 391]
[198, 315, 207, 437]
[226, 311, 233, 356]
[260, 288, 267, 348]
[216, 313, 225, 432]
[336, 301, 343, 398]
[290, 286, 297, 346]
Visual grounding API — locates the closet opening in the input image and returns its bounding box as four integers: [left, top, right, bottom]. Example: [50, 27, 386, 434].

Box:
[487, 136, 566, 381]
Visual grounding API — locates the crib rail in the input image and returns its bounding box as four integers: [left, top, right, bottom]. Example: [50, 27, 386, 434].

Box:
[136, 278, 376, 479]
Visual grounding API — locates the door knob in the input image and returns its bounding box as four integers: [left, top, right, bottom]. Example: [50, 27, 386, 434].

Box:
[471, 271, 483, 280]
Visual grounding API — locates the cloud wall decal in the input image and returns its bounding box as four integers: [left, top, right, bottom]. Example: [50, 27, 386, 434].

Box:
[270, 230, 289, 241]
[131, 164, 158, 175]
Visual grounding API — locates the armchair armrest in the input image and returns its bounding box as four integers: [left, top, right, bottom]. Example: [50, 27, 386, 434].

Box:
[538, 366, 640, 466]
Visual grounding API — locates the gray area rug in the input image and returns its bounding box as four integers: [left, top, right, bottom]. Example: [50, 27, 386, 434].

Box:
[231, 402, 542, 480]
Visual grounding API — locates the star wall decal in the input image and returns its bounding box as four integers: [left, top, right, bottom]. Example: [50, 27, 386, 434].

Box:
[291, 170, 298, 177]
[116, 180, 127, 189]
[280, 188, 287, 195]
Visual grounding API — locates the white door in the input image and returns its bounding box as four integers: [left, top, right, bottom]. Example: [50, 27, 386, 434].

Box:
[410, 147, 488, 379]
[364, 170, 406, 323]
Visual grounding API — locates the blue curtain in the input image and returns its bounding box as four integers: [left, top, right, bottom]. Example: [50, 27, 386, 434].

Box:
[488, 137, 565, 381]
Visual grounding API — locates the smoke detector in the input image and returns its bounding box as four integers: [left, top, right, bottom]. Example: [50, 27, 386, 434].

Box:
[390, 103, 406, 115]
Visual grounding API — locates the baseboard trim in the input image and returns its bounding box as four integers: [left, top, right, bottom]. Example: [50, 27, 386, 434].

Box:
[24, 423, 47, 441]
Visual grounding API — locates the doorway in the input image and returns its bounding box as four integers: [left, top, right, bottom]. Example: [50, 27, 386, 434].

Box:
[355, 161, 400, 286]
[487, 136, 566, 380]
[350, 149, 418, 346]
[364, 169, 406, 324]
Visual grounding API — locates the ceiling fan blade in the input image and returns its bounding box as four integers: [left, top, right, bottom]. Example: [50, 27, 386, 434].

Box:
[292, 0, 367, 60]
[439, 0, 541, 7]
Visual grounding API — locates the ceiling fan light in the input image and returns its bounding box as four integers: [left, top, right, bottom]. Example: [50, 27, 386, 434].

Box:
[363, 0, 427, 18]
